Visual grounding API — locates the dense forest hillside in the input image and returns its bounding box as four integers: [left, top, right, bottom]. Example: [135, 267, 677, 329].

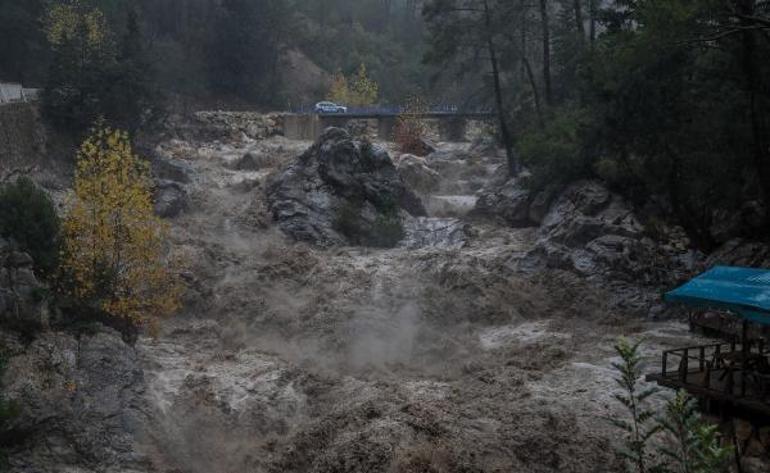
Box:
[0, 0, 435, 109]
[1, 0, 769, 246]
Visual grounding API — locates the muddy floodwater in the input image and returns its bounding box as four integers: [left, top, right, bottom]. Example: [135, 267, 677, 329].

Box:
[122, 134, 719, 473]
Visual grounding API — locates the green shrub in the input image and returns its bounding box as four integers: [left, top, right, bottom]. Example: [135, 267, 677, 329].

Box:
[369, 211, 405, 248]
[610, 337, 661, 473]
[334, 197, 404, 248]
[658, 390, 732, 473]
[517, 107, 596, 192]
[0, 177, 61, 276]
[609, 339, 732, 473]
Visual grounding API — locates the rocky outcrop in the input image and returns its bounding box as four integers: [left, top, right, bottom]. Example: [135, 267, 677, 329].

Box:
[472, 178, 533, 227]
[396, 154, 440, 194]
[705, 238, 770, 268]
[520, 181, 698, 315]
[266, 128, 426, 247]
[468, 135, 499, 157]
[0, 239, 48, 331]
[3, 327, 147, 473]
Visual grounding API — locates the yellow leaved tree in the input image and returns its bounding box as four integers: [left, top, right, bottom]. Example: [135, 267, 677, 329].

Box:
[61, 127, 182, 328]
[326, 63, 379, 107]
[327, 70, 350, 105]
[349, 63, 379, 107]
[46, 0, 108, 50]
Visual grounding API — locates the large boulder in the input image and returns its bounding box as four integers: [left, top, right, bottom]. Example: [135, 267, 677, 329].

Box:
[472, 178, 533, 227]
[150, 154, 195, 184]
[396, 154, 440, 194]
[267, 128, 426, 247]
[0, 238, 49, 331]
[154, 180, 189, 218]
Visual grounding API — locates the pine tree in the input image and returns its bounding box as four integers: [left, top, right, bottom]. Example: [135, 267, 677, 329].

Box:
[42, 1, 115, 132]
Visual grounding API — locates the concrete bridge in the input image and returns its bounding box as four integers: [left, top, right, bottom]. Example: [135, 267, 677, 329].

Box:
[282, 111, 494, 142]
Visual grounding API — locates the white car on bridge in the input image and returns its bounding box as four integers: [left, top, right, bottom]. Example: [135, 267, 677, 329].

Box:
[314, 101, 348, 114]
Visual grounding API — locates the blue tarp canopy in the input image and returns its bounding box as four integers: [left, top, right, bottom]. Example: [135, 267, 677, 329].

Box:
[665, 266, 770, 326]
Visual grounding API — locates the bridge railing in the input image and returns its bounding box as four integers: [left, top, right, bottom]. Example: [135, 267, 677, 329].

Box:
[289, 104, 493, 115]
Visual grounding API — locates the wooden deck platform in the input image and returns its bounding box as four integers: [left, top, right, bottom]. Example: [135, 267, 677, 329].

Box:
[646, 342, 770, 421]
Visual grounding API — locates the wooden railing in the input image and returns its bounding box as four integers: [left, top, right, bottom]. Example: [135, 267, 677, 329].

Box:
[658, 340, 770, 399]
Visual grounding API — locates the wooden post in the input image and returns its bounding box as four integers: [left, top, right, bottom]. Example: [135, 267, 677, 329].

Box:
[700, 346, 705, 371]
[662, 351, 668, 377]
[681, 349, 689, 382]
[716, 344, 722, 367]
[742, 320, 748, 397]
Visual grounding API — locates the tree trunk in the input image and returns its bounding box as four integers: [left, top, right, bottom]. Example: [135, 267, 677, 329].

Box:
[483, 0, 518, 176]
[539, 0, 553, 106]
[573, 0, 585, 38]
[520, 0, 542, 126]
[589, 0, 596, 46]
[738, 0, 770, 229]
[523, 58, 544, 128]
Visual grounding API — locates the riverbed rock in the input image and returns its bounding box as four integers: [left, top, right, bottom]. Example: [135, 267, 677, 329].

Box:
[154, 180, 189, 218]
[468, 135, 499, 157]
[231, 151, 274, 171]
[150, 154, 194, 184]
[266, 127, 426, 247]
[401, 217, 468, 249]
[472, 178, 533, 227]
[0, 238, 49, 331]
[396, 154, 440, 194]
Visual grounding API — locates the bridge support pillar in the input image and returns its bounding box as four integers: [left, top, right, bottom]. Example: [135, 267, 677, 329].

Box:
[439, 117, 468, 142]
[377, 116, 397, 141]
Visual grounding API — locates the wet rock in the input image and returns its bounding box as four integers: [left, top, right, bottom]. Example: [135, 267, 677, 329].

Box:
[0, 238, 49, 331]
[154, 180, 189, 218]
[266, 128, 426, 247]
[416, 137, 437, 156]
[706, 238, 770, 268]
[232, 152, 272, 171]
[468, 135, 499, 157]
[401, 217, 469, 249]
[3, 328, 146, 472]
[151, 154, 194, 184]
[522, 181, 696, 315]
[528, 185, 559, 225]
[541, 180, 641, 246]
[396, 154, 440, 194]
[472, 178, 533, 227]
